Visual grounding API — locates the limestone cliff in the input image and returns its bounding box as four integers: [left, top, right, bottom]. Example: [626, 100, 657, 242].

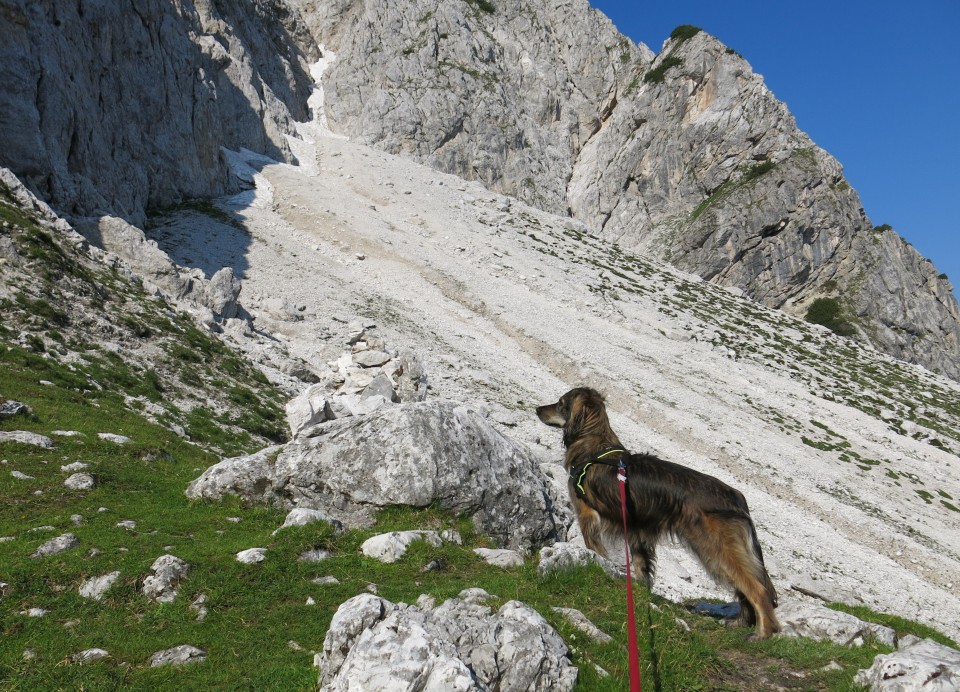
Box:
[0, 0, 317, 225]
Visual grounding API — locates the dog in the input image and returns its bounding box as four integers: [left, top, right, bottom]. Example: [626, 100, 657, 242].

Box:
[536, 387, 780, 639]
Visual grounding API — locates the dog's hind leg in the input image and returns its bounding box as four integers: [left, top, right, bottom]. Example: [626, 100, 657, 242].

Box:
[688, 513, 780, 640]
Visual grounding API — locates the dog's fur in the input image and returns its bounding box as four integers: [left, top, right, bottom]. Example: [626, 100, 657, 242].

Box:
[537, 387, 780, 639]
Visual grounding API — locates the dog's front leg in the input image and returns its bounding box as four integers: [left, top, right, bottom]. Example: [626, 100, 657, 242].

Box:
[573, 497, 609, 558]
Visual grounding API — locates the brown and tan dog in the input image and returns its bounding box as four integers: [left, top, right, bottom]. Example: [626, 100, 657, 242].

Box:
[537, 387, 779, 639]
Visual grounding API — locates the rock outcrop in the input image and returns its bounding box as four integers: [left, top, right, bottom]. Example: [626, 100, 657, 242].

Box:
[316, 591, 578, 691]
[0, 0, 317, 225]
[187, 400, 561, 550]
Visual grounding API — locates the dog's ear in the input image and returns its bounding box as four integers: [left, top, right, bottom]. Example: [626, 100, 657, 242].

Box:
[562, 393, 586, 445]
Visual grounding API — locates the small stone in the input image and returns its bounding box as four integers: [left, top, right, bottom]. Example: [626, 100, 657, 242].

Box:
[311, 576, 340, 585]
[31, 533, 80, 558]
[64, 473, 96, 490]
[79, 572, 121, 601]
[236, 548, 267, 564]
[61, 462, 89, 472]
[97, 433, 130, 444]
[149, 644, 206, 667]
[71, 648, 110, 665]
[298, 548, 332, 563]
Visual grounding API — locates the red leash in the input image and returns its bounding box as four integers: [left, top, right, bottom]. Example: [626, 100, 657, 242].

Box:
[618, 461, 643, 692]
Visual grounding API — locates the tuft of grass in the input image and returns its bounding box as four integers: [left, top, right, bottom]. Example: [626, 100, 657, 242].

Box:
[643, 56, 683, 84]
[466, 0, 495, 14]
[669, 25, 702, 42]
[805, 297, 857, 337]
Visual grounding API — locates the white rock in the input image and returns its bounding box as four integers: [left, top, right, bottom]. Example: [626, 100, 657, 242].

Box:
[97, 433, 130, 444]
[552, 607, 613, 643]
[61, 462, 89, 471]
[361, 531, 443, 563]
[0, 431, 54, 448]
[274, 507, 342, 535]
[142, 554, 190, 603]
[79, 571, 121, 601]
[537, 542, 623, 579]
[285, 383, 334, 438]
[64, 473, 96, 490]
[778, 599, 897, 647]
[855, 635, 960, 690]
[298, 548, 332, 563]
[71, 648, 110, 664]
[236, 548, 267, 564]
[149, 644, 207, 667]
[31, 533, 80, 558]
[473, 548, 524, 568]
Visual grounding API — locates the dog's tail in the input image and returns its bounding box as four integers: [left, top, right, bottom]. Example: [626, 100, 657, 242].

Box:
[746, 516, 778, 607]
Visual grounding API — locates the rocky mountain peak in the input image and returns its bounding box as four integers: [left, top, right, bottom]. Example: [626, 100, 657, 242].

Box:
[306, 3, 960, 379]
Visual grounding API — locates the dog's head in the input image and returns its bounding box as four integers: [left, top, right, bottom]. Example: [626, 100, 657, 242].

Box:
[536, 387, 609, 445]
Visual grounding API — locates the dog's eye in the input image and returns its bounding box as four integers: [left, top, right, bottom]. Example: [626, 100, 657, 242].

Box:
[559, 399, 568, 415]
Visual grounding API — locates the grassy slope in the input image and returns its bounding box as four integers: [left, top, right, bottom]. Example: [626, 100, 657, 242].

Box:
[1, 187, 956, 690]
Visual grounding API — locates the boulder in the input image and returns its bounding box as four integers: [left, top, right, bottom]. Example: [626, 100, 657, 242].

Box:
[185, 446, 285, 505]
[777, 599, 897, 647]
[285, 383, 334, 438]
[316, 592, 577, 692]
[0, 431, 54, 448]
[187, 401, 559, 550]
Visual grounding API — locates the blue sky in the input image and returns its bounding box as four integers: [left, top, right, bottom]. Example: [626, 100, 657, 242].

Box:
[591, 0, 960, 287]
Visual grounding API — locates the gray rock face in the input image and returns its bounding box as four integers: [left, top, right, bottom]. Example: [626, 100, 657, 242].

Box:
[316, 591, 577, 692]
[311, 0, 650, 216]
[187, 401, 559, 550]
[0, 0, 317, 224]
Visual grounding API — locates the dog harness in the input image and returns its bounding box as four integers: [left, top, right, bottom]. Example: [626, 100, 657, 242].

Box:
[570, 446, 629, 499]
